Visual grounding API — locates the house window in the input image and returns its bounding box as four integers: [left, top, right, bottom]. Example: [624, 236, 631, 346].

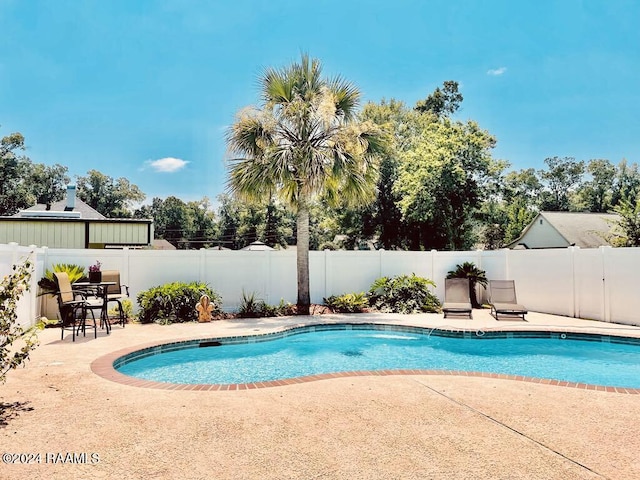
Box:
[540, 219, 543, 224]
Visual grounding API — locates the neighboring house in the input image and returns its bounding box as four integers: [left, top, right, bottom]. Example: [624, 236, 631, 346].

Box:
[507, 211, 619, 249]
[241, 241, 274, 251]
[0, 185, 153, 249]
[151, 239, 177, 250]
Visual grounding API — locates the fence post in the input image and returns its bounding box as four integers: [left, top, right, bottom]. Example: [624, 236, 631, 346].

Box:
[9, 241, 18, 267]
[569, 246, 578, 318]
[199, 248, 206, 284]
[324, 249, 330, 300]
[122, 247, 131, 289]
[476, 249, 483, 304]
[265, 250, 271, 304]
[430, 250, 437, 286]
[601, 246, 612, 323]
[503, 248, 510, 279]
[27, 246, 39, 326]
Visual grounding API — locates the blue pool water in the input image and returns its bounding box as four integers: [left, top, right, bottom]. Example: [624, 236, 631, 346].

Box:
[116, 327, 640, 388]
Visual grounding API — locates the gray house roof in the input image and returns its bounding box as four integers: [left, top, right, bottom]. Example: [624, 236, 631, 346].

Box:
[15, 198, 106, 219]
[508, 211, 619, 249]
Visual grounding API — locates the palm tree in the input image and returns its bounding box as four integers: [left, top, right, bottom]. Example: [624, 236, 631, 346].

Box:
[226, 54, 385, 314]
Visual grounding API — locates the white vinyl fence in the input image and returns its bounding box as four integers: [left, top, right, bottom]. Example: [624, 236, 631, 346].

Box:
[1, 242, 639, 327]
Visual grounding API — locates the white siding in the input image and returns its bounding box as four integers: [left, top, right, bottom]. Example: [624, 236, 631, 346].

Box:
[518, 219, 569, 248]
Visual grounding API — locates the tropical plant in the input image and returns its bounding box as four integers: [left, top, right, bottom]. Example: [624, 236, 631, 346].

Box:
[1, 259, 45, 383]
[368, 274, 440, 314]
[37, 263, 87, 296]
[237, 290, 264, 318]
[324, 292, 368, 313]
[238, 291, 295, 318]
[608, 197, 640, 247]
[137, 282, 221, 324]
[226, 54, 385, 314]
[446, 262, 488, 308]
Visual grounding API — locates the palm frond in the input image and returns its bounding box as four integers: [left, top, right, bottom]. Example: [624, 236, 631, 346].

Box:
[261, 66, 295, 105]
[327, 75, 361, 121]
[226, 108, 275, 159]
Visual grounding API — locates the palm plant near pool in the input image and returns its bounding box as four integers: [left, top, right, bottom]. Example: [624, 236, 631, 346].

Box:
[226, 54, 385, 314]
[446, 262, 488, 308]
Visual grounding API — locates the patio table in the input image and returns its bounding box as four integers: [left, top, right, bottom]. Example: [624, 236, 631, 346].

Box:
[74, 281, 116, 334]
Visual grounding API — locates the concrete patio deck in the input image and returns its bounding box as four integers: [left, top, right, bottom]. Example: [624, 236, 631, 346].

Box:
[2, 310, 640, 479]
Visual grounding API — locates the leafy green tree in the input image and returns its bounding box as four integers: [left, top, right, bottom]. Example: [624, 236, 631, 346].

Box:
[227, 54, 385, 314]
[236, 203, 263, 247]
[502, 199, 537, 244]
[415, 80, 463, 117]
[76, 169, 145, 218]
[539, 156, 585, 211]
[359, 99, 411, 249]
[262, 199, 293, 249]
[0, 131, 32, 215]
[185, 197, 218, 249]
[503, 168, 544, 205]
[26, 163, 70, 207]
[151, 196, 193, 249]
[610, 198, 640, 247]
[361, 92, 504, 251]
[611, 159, 640, 208]
[213, 194, 293, 249]
[577, 159, 616, 212]
[394, 116, 498, 250]
[215, 194, 243, 249]
[483, 167, 543, 246]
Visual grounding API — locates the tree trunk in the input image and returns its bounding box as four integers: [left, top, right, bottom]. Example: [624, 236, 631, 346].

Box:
[296, 198, 311, 315]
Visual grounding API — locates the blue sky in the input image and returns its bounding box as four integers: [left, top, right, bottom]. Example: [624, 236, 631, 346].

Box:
[1, 0, 639, 205]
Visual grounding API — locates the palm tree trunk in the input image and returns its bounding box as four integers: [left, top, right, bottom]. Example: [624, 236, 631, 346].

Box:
[296, 196, 311, 315]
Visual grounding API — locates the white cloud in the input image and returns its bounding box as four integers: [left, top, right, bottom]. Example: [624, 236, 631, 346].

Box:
[146, 157, 189, 173]
[487, 67, 507, 76]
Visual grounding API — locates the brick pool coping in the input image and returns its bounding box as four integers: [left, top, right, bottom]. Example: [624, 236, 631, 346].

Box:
[90, 323, 640, 394]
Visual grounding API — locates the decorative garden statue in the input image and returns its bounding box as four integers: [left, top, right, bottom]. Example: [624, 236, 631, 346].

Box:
[196, 294, 214, 322]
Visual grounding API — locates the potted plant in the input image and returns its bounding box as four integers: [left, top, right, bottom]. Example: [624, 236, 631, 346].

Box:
[446, 262, 488, 309]
[88, 260, 102, 283]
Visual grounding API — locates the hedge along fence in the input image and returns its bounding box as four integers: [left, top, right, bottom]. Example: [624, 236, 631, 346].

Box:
[1, 242, 640, 327]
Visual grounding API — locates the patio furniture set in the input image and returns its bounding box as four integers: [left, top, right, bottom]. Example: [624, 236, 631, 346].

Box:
[54, 270, 129, 341]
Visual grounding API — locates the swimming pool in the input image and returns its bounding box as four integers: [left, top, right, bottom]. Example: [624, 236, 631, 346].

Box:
[113, 324, 640, 389]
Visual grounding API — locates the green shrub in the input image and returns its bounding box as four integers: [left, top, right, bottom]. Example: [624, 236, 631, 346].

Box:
[238, 291, 295, 318]
[324, 292, 368, 313]
[137, 282, 221, 324]
[37, 264, 88, 296]
[368, 274, 440, 314]
[108, 299, 135, 321]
